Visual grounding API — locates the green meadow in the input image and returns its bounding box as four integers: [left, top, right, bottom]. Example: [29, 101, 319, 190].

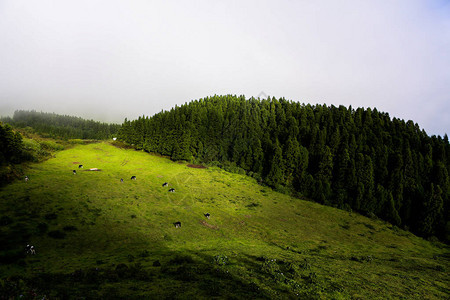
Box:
[0, 142, 448, 298]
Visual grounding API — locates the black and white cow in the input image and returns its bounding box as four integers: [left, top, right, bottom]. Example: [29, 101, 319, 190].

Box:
[162, 182, 168, 187]
[131, 176, 136, 180]
[25, 176, 29, 182]
[26, 244, 36, 255]
[169, 188, 175, 192]
[73, 170, 77, 175]
[204, 213, 210, 219]
[78, 164, 83, 169]
[173, 221, 181, 228]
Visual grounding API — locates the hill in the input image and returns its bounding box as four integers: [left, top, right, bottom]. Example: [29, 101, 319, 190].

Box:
[0, 142, 448, 298]
[118, 95, 450, 242]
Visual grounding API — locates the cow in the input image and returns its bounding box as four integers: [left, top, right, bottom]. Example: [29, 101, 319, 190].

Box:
[26, 244, 35, 255]
[162, 182, 168, 187]
[25, 176, 29, 182]
[73, 170, 77, 175]
[131, 176, 136, 180]
[169, 188, 175, 192]
[173, 221, 181, 228]
[204, 213, 210, 219]
[120, 178, 124, 183]
[78, 164, 83, 169]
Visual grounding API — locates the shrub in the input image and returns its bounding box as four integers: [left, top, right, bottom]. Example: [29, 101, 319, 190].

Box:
[39, 140, 64, 151]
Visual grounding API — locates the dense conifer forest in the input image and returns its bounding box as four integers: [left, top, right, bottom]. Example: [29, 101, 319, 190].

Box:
[119, 95, 449, 241]
[1, 110, 120, 140]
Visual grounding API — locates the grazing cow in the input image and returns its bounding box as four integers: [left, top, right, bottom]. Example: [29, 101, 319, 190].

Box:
[173, 221, 181, 228]
[25, 176, 29, 182]
[204, 213, 210, 219]
[169, 188, 175, 192]
[26, 244, 35, 255]
[78, 164, 83, 169]
[162, 182, 168, 187]
[131, 176, 136, 180]
[120, 178, 124, 183]
[73, 170, 77, 175]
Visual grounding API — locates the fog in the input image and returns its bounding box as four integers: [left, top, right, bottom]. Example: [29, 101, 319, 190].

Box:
[0, 0, 449, 135]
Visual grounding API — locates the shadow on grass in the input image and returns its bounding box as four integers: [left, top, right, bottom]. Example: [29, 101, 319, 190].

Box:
[0, 250, 273, 299]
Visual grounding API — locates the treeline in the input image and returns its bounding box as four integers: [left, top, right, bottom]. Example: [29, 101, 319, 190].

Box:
[118, 95, 449, 241]
[1, 110, 120, 140]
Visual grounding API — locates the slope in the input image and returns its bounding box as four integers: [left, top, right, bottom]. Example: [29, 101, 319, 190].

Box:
[0, 142, 448, 298]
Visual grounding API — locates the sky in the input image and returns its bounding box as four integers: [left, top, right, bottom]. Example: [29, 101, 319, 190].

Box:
[0, 0, 449, 136]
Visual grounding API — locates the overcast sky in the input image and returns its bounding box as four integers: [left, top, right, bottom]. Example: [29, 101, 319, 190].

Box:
[0, 0, 449, 136]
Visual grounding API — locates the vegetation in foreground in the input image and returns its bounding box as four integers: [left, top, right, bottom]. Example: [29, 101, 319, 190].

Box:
[0, 142, 448, 298]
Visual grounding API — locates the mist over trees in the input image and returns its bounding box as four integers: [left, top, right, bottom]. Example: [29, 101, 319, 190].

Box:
[1, 110, 120, 140]
[118, 95, 449, 241]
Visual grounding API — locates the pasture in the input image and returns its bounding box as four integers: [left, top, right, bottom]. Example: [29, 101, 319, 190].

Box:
[0, 142, 448, 298]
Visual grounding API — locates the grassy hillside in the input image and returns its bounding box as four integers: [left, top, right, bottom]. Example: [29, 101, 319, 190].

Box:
[0, 142, 448, 298]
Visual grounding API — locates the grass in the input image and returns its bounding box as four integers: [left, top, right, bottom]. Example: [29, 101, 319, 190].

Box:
[0, 142, 448, 298]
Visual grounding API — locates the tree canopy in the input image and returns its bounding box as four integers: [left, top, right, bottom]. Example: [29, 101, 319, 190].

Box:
[1, 110, 120, 140]
[118, 95, 449, 241]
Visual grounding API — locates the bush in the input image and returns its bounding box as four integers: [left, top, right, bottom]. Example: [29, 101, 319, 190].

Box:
[39, 140, 64, 151]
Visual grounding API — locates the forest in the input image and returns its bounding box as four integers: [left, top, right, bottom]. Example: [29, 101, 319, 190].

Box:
[1, 110, 120, 140]
[118, 95, 449, 241]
